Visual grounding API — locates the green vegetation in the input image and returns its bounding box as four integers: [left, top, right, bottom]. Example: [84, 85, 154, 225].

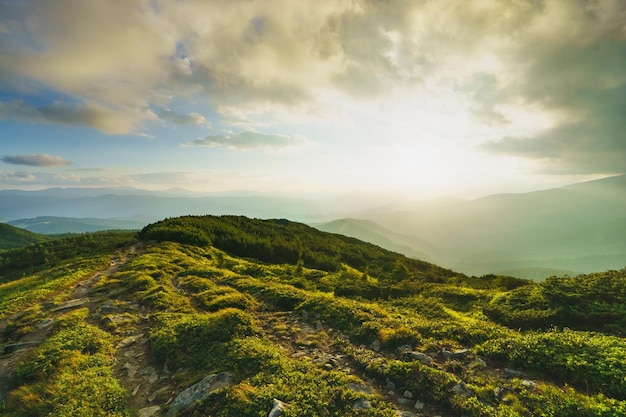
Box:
[0, 223, 50, 250]
[1, 215, 625, 416]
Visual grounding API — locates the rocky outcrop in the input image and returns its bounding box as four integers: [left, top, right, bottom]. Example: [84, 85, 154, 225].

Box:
[166, 372, 233, 416]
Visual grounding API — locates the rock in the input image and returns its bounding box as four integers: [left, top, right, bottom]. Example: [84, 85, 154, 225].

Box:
[37, 318, 54, 329]
[414, 400, 425, 410]
[395, 412, 418, 417]
[452, 380, 472, 397]
[469, 358, 487, 370]
[167, 372, 233, 416]
[406, 351, 433, 365]
[140, 366, 159, 384]
[404, 390, 414, 399]
[352, 398, 372, 410]
[102, 314, 134, 327]
[397, 398, 414, 406]
[396, 344, 412, 354]
[316, 321, 323, 331]
[504, 368, 524, 378]
[442, 348, 471, 360]
[370, 339, 381, 352]
[149, 385, 172, 402]
[521, 380, 538, 390]
[49, 298, 87, 312]
[98, 301, 119, 314]
[138, 406, 161, 417]
[386, 381, 396, 391]
[122, 363, 138, 378]
[301, 310, 308, 319]
[347, 383, 374, 395]
[268, 398, 288, 417]
[116, 334, 144, 349]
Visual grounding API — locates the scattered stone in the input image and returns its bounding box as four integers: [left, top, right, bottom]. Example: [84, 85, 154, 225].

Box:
[268, 398, 289, 417]
[504, 368, 524, 378]
[442, 348, 471, 360]
[138, 406, 161, 417]
[149, 385, 172, 402]
[49, 298, 87, 312]
[370, 339, 381, 352]
[116, 334, 144, 349]
[406, 351, 433, 365]
[414, 400, 425, 410]
[397, 398, 414, 406]
[386, 381, 396, 391]
[132, 384, 142, 396]
[353, 398, 372, 410]
[452, 380, 472, 397]
[404, 390, 414, 399]
[521, 380, 538, 390]
[469, 358, 487, 370]
[324, 363, 334, 370]
[167, 372, 233, 417]
[301, 310, 308, 319]
[98, 301, 119, 314]
[122, 362, 138, 378]
[347, 383, 373, 394]
[102, 314, 134, 327]
[395, 411, 418, 417]
[315, 321, 323, 332]
[140, 366, 159, 384]
[36, 318, 54, 329]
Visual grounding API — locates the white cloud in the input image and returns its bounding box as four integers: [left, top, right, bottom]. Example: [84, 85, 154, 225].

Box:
[187, 130, 309, 151]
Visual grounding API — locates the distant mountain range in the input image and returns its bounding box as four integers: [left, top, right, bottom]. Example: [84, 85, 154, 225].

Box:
[2, 175, 625, 278]
[8, 216, 148, 234]
[357, 175, 626, 277]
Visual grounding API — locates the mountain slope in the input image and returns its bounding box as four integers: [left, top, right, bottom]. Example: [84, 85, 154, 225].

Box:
[1, 216, 626, 416]
[312, 218, 438, 262]
[361, 175, 626, 276]
[0, 223, 49, 250]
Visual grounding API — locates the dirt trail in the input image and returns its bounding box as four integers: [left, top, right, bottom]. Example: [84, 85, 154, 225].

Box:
[0, 242, 146, 404]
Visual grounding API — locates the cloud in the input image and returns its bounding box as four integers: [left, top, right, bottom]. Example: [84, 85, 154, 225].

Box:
[0, 0, 624, 176]
[157, 109, 210, 127]
[2, 154, 71, 167]
[0, 100, 152, 134]
[187, 130, 309, 151]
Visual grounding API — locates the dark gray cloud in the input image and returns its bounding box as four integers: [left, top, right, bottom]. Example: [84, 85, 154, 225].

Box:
[2, 154, 71, 167]
[479, 1, 626, 174]
[188, 130, 308, 150]
[0, 100, 148, 134]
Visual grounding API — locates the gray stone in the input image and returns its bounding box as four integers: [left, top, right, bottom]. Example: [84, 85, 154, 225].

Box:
[347, 382, 374, 394]
[521, 379, 538, 390]
[37, 318, 54, 329]
[149, 385, 172, 402]
[116, 334, 144, 349]
[414, 400, 425, 410]
[406, 351, 433, 365]
[352, 398, 372, 410]
[49, 298, 87, 312]
[386, 381, 396, 391]
[316, 321, 323, 331]
[442, 348, 471, 360]
[452, 380, 472, 397]
[397, 398, 414, 406]
[138, 406, 161, 417]
[403, 390, 414, 399]
[469, 358, 487, 369]
[268, 398, 288, 417]
[167, 372, 233, 416]
[122, 362, 138, 378]
[504, 368, 524, 378]
[370, 339, 381, 352]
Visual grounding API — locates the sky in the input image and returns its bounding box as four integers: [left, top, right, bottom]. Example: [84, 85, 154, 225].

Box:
[0, 0, 625, 199]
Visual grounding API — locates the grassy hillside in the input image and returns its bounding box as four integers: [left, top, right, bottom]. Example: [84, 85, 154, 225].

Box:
[0, 223, 50, 250]
[1, 215, 625, 417]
